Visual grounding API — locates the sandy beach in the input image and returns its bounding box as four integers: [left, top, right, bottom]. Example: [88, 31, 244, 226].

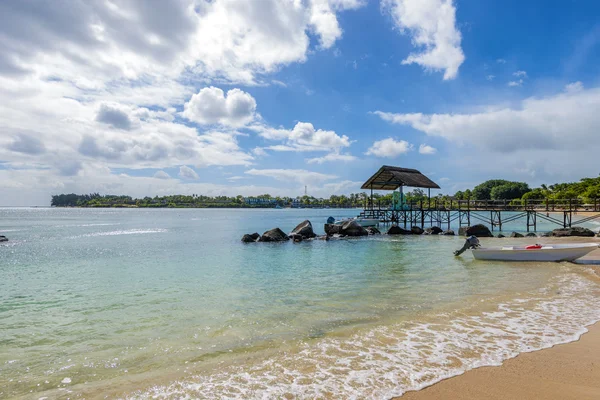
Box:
[397, 243, 600, 400]
[398, 321, 600, 400]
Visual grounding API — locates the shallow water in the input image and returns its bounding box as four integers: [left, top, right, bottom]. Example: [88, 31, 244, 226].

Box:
[1, 208, 599, 399]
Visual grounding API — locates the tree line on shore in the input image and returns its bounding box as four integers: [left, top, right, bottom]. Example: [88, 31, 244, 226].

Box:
[50, 193, 372, 208]
[453, 176, 600, 204]
[50, 175, 600, 208]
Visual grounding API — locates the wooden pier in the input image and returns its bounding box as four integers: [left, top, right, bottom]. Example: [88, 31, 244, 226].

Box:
[359, 198, 600, 232]
[359, 166, 600, 232]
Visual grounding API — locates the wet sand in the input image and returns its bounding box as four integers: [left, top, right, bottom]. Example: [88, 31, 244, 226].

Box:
[397, 322, 600, 400]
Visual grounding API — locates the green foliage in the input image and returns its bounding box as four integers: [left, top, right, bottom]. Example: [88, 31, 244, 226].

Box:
[470, 180, 531, 200]
[489, 182, 530, 200]
[521, 188, 546, 201]
[51, 193, 373, 208]
[472, 180, 511, 200]
[455, 175, 600, 202]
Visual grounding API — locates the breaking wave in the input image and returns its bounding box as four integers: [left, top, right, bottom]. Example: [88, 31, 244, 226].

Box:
[69, 229, 167, 239]
[128, 274, 600, 400]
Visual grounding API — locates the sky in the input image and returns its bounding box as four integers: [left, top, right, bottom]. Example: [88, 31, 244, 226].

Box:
[1, 0, 600, 206]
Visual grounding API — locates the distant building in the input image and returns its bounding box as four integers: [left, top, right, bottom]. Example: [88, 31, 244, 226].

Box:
[244, 197, 277, 206]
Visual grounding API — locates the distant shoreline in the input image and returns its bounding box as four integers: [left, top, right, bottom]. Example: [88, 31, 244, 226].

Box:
[49, 205, 362, 209]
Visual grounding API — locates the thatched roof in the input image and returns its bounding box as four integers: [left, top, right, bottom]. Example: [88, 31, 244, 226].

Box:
[361, 166, 440, 190]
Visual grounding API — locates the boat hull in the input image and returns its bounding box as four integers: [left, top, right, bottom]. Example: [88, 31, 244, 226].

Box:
[356, 219, 379, 227]
[472, 243, 599, 262]
[335, 218, 379, 227]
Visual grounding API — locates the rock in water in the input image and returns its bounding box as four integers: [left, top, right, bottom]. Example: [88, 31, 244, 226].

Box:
[289, 233, 303, 242]
[526, 232, 537, 237]
[509, 232, 524, 238]
[411, 226, 424, 235]
[387, 225, 412, 235]
[259, 228, 289, 242]
[442, 230, 455, 236]
[324, 223, 341, 236]
[0, 235, 7, 242]
[424, 226, 443, 235]
[241, 232, 260, 243]
[458, 227, 467, 236]
[497, 233, 505, 238]
[550, 227, 596, 237]
[465, 224, 493, 237]
[340, 220, 369, 237]
[290, 220, 316, 239]
[366, 226, 381, 235]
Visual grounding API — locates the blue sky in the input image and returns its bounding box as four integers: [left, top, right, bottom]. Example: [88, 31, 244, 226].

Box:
[1, 0, 599, 205]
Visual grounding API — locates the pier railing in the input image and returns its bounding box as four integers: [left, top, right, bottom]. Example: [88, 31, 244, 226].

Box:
[360, 198, 600, 232]
[364, 198, 599, 212]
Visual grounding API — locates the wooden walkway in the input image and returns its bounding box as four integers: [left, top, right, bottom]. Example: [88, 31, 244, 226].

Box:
[359, 199, 600, 232]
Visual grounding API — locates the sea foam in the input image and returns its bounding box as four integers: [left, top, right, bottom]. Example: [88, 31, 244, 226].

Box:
[69, 229, 167, 239]
[127, 273, 600, 400]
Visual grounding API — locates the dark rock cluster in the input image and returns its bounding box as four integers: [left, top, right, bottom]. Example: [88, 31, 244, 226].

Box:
[548, 227, 596, 237]
[387, 225, 454, 236]
[242, 219, 594, 244]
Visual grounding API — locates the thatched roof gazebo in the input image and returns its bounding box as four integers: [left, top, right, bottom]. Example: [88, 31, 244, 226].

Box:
[361, 166, 440, 210]
[361, 166, 440, 191]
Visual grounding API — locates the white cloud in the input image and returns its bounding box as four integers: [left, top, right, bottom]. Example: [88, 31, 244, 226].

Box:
[372, 86, 600, 154]
[96, 104, 134, 130]
[565, 81, 584, 93]
[227, 176, 244, 181]
[271, 80, 287, 87]
[329, 0, 367, 9]
[0, 0, 372, 205]
[306, 152, 357, 164]
[190, 0, 362, 84]
[365, 138, 414, 158]
[309, 0, 343, 49]
[153, 170, 171, 179]
[312, 179, 363, 197]
[179, 165, 199, 180]
[245, 168, 337, 184]
[486, 75, 495, 81]
[252, 147, 268, 157]
[182, 87, 257, 127]
[513, 70, 527, 78]
[8, 134, 46, 155]
[381, 0, 465, 80]
[0, 0, 361, 86]
[508, 79, 523, 87]
[418, 144, 437, 154]
[253, 122, 351, 152]
[497, 58, 507, 64]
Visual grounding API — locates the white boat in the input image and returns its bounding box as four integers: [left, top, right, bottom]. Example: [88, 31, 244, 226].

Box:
[355, 218, 380, 227]
[333, 218, 379, 227]
[472, 243, 599, 262]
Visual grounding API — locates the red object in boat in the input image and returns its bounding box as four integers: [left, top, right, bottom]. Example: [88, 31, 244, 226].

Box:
[525, 244, 542, 250]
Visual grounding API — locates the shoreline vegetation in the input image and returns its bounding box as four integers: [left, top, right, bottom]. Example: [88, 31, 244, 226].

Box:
[50, 176, 600, 208]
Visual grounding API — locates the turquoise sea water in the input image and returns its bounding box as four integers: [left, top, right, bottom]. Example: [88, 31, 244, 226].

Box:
[1, 208, 600, 399]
